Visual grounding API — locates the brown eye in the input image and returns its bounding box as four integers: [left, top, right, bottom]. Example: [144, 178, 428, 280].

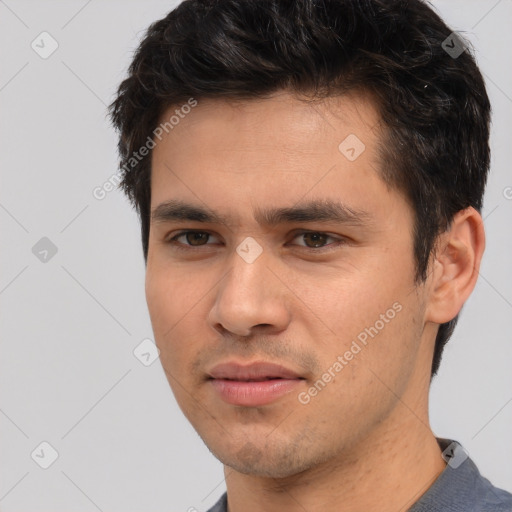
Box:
[167, 231, 219, 248]
[291, 231, 343, 250]
[183, 232, 210, 246]
[300, 232, 330, 248]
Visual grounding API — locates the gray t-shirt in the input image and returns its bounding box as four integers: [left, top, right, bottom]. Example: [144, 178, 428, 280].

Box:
[206, 439, 512, 512]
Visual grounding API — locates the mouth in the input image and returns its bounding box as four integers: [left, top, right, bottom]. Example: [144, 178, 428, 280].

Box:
[207, 361, 306, 406]
[209, 378, 304, 406]
[221, 377, 287, 381]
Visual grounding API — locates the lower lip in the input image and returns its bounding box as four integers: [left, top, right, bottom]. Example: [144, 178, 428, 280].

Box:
[210, 378, 303, 406]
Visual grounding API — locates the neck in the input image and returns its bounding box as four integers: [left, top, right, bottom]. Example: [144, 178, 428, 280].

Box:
[223, 386, 445, 512]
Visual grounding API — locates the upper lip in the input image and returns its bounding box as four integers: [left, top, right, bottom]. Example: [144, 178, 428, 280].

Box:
[208, 361, 304, 381]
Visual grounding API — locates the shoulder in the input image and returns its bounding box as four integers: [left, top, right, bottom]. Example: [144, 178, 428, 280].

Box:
[477, 481, 512, 512]
[205, 492, 228, 512]
[410, 439, 512, 512]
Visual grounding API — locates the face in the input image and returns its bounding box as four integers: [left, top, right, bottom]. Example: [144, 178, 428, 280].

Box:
[146, 91, 433, 478]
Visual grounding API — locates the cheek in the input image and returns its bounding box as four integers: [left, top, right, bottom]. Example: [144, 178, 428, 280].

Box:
[307, 272, 404, 344]
[146, 259, 199, 325]
[301, 302, 423, 436]
[145, 268, 192, 363]
[356, 300, 424, 395]
[146, 278, 202, 421]
[308, 273, 423, 398]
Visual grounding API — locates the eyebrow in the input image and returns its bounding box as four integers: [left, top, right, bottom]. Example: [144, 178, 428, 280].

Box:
[151, 198, 373, 229]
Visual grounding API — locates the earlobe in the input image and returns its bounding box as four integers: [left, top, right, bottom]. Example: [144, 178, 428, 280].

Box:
[425, 207, 486, 325]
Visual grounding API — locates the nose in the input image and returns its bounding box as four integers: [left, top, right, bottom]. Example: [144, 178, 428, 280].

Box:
[208, 247, 291, 337]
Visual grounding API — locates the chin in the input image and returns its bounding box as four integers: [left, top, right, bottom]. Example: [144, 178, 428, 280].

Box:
[205, 438, 317, 479]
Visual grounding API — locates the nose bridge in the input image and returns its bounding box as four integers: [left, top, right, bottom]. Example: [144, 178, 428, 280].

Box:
[220, 246, 271, 311]
[222, 234, 270, 295]
[209, 242, 289, 335]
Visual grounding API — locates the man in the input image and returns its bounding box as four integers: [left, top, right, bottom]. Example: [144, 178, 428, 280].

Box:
[109, 0, 512, 510]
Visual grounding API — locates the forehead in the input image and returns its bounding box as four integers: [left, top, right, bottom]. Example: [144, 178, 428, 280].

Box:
[154, 90, 382, 154]
[148, 90, 406, 227]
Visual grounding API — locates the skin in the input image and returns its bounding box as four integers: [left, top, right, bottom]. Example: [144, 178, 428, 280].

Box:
[145, 90, 485, 512]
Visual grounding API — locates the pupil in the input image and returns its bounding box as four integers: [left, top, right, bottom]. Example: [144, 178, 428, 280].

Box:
[188, 232, 208, 246]
[305, 233, 326, 248]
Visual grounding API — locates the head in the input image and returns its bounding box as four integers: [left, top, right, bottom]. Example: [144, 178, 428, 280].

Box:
[110, 0, 490, 477]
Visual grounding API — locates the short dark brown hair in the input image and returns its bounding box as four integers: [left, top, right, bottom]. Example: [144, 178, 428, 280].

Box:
[109, 0, 491, 377]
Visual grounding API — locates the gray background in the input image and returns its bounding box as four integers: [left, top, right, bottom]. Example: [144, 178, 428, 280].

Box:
[0, 1, 511, 511]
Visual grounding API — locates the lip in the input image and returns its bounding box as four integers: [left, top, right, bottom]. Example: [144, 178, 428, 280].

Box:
[208, 361, 303, 380]
[207, 361, 305, 406]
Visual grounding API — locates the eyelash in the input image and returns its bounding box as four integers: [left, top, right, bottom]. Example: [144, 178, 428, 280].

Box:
[165, 230, 347, 253]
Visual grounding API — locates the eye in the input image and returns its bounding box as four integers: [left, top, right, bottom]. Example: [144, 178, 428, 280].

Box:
[166, 230, 346, 252]
[289, 231, 346, 251]
[166, 230, 220, 248]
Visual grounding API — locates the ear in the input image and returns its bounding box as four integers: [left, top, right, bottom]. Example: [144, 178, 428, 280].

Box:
[425, 207, 486, 324]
